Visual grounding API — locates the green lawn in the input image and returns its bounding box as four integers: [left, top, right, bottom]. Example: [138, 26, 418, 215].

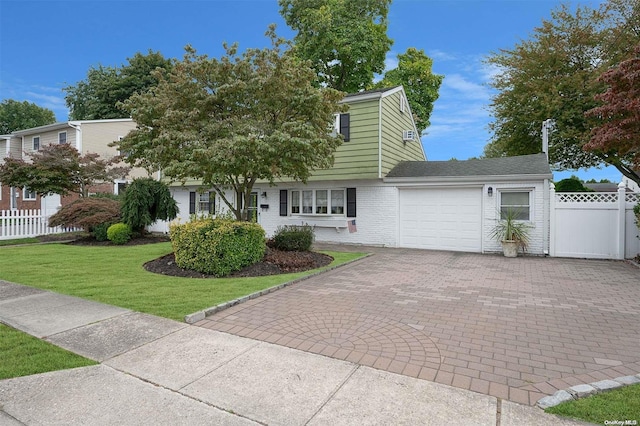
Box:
[0, 242, 365, 321]
[0, 237, 39, 247]
[545, 384, 640, 424]
[0, 323, 97, 380]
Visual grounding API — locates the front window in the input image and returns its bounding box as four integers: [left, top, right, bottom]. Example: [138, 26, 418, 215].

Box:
[58, 132, 67, 144]
[315, 190, 328, 214]
[291, 190, 300, 214]
[23, 188, 36, 200]
[302, 190, 313, 214]
[33, 136, 40, 151]
[292, 189, 346, 216]
[500, 191, 531, 221]
[198, 192, 215, 214]
[331, 190, 344, 214]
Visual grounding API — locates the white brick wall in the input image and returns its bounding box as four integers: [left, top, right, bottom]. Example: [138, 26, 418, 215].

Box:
[481, 181, 547, 255]
[258, 183, 399, 247]
[166, 180, 550, 255]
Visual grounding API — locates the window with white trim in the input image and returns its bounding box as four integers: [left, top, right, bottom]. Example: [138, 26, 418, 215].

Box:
[500, 191, 531, 221]
[23, 188, 36, 200]
[58, 131, 67, 144]
[291, 189, 346, 216]
[33, 136, 40, 151]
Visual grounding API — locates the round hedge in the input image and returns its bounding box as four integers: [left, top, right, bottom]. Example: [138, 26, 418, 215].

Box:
[169, 218, 266, 277]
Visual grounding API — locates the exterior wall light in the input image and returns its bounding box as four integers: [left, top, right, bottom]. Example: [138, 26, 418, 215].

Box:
[488, 187, 493, 197]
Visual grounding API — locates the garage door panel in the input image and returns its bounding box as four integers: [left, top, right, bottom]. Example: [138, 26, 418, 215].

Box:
[399, 188, 482, 252]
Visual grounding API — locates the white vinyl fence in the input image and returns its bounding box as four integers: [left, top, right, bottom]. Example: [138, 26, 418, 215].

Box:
[550, 184, 640, 259]
[0, 209, 76, 240]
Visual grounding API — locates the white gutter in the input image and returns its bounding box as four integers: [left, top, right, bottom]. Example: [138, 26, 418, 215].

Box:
[384, 173, 554, 185]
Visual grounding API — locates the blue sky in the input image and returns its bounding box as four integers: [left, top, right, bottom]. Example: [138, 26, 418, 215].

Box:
[0, 0, 618, 182]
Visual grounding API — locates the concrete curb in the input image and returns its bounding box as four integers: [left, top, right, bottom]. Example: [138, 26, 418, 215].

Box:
[536, 374, 640, 409]
[184, 252, 373, 324]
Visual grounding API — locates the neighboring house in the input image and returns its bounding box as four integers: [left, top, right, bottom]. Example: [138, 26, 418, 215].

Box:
[168, 86, 554, 255]
[0, 119, 141, 212]
[621, 176, 640, 193]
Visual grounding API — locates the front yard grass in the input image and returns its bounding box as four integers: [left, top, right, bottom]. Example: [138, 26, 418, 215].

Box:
[0, 242, 365, 321]
[0, 323, 97, 380]
[545, 384, 640, 424]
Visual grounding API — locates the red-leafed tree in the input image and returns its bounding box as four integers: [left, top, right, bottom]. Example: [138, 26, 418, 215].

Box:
[585, 44, 640, 187]
[0, 144, 129, 197]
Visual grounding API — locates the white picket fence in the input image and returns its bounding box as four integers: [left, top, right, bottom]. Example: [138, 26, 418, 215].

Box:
[0, 209, 77, 240]
[550, 185, 640, 259]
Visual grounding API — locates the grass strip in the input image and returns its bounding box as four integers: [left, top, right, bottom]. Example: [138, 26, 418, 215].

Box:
[0, 237, 40, 247]
[545, 384, 640, 424]
[0, 323, 97, 380]
[0, 243, 365, 321]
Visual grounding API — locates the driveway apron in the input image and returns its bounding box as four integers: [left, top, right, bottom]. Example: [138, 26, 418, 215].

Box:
[196, 246, 640, 406]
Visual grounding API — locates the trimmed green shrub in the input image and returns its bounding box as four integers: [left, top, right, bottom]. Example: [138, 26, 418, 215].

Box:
[170, 218, 266, 277]
[272, 225, 315, 252]
[92, 222, 114, 242]
[107, 223, 132, 245]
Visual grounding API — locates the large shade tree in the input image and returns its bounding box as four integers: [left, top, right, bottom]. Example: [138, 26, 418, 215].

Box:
[0, 99, 56, 134]
[585, 45, 640, 184]
[64, 50, 173, 120]
[484, 0, 640, 181]
[279, 0, 393, 93]
[373, 47, 443, 133]
[117, 30, 345, 221]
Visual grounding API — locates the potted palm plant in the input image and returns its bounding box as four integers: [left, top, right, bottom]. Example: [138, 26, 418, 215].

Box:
[489, 208, 531, 258]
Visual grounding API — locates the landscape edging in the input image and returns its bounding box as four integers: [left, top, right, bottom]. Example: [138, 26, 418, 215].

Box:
[184, 252, 373, 324]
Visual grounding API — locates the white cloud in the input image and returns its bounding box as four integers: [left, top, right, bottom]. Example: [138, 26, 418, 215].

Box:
[428, 49, 457, 62]
[441, 73, 490, 101]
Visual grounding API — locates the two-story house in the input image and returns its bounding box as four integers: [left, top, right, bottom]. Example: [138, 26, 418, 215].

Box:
[0, 119, 141, 213]
[168, 86, 553, 255]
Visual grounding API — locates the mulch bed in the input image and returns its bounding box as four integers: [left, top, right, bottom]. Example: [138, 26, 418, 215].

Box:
[58, 233, 332, 278]
[144, 247, 333, 278]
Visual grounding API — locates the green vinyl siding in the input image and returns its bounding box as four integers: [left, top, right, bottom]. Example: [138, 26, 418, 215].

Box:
[380, 91, 426, 175]
[305, 100, 380, 181]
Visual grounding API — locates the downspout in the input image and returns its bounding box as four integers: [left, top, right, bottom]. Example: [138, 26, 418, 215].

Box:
[378, 97, 383, 179]
[68, 122, 82, 151]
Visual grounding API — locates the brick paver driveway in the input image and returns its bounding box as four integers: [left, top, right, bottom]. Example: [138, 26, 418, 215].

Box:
[196, 246, 640, 406]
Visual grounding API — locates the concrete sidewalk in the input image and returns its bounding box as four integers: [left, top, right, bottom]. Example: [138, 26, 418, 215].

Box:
[0, 281, 586, 425]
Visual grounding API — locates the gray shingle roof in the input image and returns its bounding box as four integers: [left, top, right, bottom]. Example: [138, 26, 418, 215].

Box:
[386, 153, 552, 178]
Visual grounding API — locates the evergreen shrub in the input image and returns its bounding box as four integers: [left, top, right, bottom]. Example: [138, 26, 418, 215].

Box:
[107, 223, 132, 245]
[170, 218, 266, 277]
[272, 224, 314, 252]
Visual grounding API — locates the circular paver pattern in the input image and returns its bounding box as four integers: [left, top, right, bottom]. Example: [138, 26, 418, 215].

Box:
[196, 246, 640, 406]
[259, 311, 442, 367]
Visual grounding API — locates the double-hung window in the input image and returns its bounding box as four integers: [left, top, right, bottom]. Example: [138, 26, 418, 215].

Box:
[33, 136, 40, 151]
[23, 188, 37, 200]
[58, 131, 67, 144]
[500, 191, 531, 221]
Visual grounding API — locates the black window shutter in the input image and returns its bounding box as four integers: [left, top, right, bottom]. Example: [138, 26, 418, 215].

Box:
[346, 188, 356, 217]
[209, 192, 215, 214]
[340, 113, 350, 142]
[189, 192, 196, 214]
[279, 190, 288, 216]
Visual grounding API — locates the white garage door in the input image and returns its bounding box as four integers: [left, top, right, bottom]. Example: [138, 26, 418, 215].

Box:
[399, 188, 482, 252]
